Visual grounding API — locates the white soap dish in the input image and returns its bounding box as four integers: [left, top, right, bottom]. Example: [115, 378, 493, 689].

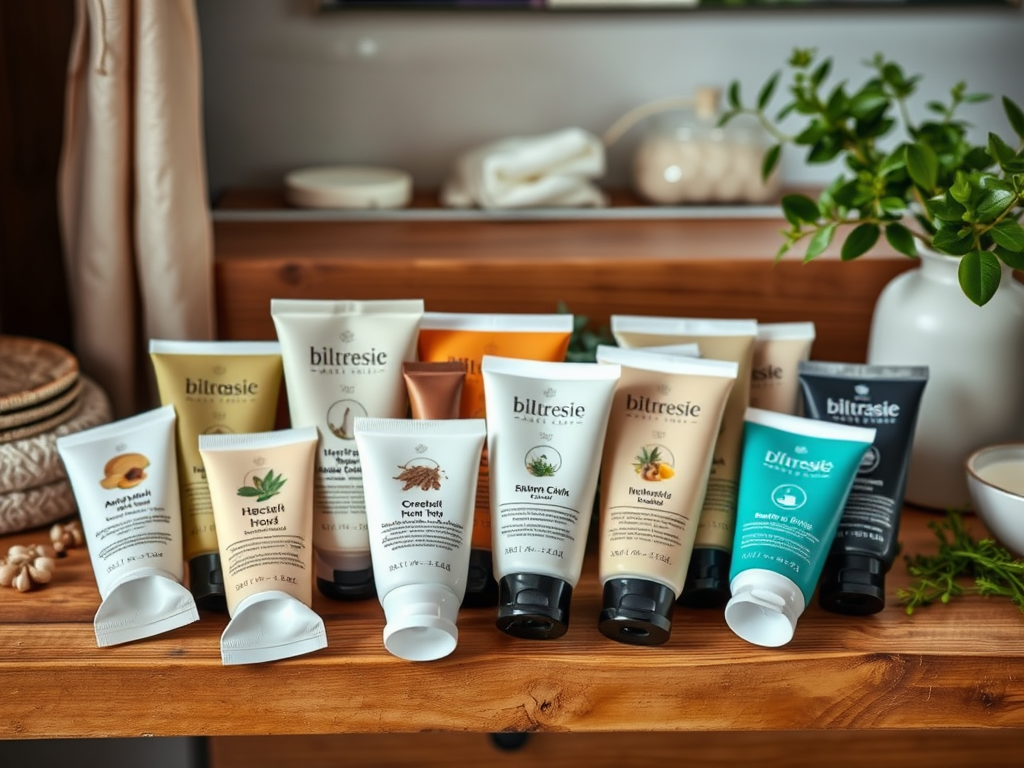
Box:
[285, 165, 412, 209]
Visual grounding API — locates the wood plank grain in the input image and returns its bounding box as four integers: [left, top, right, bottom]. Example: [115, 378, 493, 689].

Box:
[4, 509, 1024, 738]
[212, 217, 914, 366]
[209, 730, 1024, 768]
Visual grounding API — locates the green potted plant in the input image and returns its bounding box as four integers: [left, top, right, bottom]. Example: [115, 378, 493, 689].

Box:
[721, 48, 1024, 306]
[721, 50, 1024, 511]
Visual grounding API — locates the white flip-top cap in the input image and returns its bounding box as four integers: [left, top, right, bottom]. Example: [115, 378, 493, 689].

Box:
[381, 583, 461, 661]
[724, 568, 806, 648]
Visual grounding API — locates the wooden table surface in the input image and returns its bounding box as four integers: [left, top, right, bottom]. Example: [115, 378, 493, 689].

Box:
[2, 506, 1024, 740]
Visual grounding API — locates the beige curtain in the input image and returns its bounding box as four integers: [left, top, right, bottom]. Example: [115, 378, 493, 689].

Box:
[58, 0, 215, 419]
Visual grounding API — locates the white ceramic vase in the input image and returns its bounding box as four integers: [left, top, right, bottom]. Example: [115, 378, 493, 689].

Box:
[867, 247, 1024, 510]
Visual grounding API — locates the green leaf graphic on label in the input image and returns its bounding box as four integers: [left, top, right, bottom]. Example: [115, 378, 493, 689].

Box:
[237, 469, 287, 503]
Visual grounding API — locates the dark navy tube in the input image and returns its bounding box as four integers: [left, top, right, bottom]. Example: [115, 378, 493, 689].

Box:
[797, 361, 928, 616]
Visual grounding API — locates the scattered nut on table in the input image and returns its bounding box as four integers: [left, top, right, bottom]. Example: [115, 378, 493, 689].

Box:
[50, 519, 85, 555]
[1, 544, 57, 592]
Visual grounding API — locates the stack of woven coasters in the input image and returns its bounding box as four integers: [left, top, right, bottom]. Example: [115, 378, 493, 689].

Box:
[0, 335, 112, 535]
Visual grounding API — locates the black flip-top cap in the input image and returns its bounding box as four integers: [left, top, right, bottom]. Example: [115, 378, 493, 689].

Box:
[461, 548, 499, 608]
[599, 578, 674, 646]
[496, 573, 572, 640]
[676, 548, 731, 609]
[317, 567, 376, 601]
[189, 552, 227, 613]
[818, 553, 886, 616]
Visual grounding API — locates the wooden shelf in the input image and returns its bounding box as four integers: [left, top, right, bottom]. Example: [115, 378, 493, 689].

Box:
[1, 508, 1023, 741]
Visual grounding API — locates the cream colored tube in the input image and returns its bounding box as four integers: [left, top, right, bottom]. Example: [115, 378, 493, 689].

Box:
[482, 355, 620, 640]
[271, 298, 424, 601]
[611, 315, 757, 608]
[594, 346, 738, 645]
[149, 339, 283, 612]
[56, 405, 199, 647]
[750, 322, 816, 415]
[353, 417, 486, 661]
[199, 427, 325, 665]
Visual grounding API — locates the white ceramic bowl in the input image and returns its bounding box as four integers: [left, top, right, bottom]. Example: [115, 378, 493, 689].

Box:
[965, 443, 1024, 558]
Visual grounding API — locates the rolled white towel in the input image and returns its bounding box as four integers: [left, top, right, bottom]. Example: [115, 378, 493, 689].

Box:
[441, 127, 607, 210]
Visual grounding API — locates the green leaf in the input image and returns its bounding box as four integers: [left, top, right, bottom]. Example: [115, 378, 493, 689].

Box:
[975, 188, 1015, 223]
[805, 225, 836, 261]
[991, 220, 1024, 252]
[810, 58, 832, 89]
[879, 196, 907, 216]
[1004, 96, 1024, 141]
[830, 179, 860, 208]
[885, 223, 917, 257]
[905, 143, 939, 191]
[807, 137, 843, 164]
[841, 223, 880, 261]
[237, 486, 262, 497]
[757, 72, 779, 111]
[773, 240, 792, 263]
[950, 172, 973, 205]
[794, 123, 827, 146]
[781, 194, 821, 225]
[958, 250, 1002, 306]
[849, 89, 889, 120]
[728, 81, 741, 110]
[995, 244, 1024, 270]
[924, 193, 965, 222]
[761, 144, 781, 181]
[988, 133, 1016, 169]
[932, 225, 975, 256]
[878, 150, 907, 177]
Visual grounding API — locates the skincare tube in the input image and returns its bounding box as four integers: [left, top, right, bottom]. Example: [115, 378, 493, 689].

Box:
[56, 405, 199, 647]
[482, 355, 620, 639]
[750, 323, 816, 415]
[417, 312, 574, 607]
[149, 339, 284, 611]
[594, 346, 738, 645]
[353, 417, 487, 661]
[725, 408, 875, 647]
[271, 298, 424, 601]
[611, 315, 757, 608]
[798, 361, 928, 615]
[198, 427, 325, 665]
[403, 361, 467, 420]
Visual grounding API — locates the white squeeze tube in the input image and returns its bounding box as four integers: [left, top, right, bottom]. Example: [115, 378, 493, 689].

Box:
[56, 405, 199, 647]
[353, 417, 487, 661]
[482, 355, 620, 640]
[271, 298, 424, 602]
[198, 427, 325, 665]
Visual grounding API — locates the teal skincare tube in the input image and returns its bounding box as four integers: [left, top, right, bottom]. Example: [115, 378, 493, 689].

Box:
[798, 361, 928, 615]
[725, 408, 875, 648]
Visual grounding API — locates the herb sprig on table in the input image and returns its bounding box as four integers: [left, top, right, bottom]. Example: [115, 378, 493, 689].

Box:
[898, 510, 1024, 615]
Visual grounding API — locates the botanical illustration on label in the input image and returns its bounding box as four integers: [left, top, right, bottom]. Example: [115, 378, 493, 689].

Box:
[236, 468, 287, 503]
[632, 444, 676, 482]
[100, 452, 150, 489]
[327, 398, 367, 440]
[525, 445, 561, 477]
[394, 454, 446, 491]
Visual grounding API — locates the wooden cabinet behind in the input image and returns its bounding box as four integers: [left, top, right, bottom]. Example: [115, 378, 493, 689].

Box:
[213, 215, 912, 363]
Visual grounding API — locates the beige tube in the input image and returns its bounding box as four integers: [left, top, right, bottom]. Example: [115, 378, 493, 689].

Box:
[198, 426, 326, 665]
[750, 322, 816, 415]
[149, 339, 283, 612]
[403, 361, 467, 420]
[271, 298, 424, 602]
[595, 346, 737, 645]
[611, 315, 757, 608]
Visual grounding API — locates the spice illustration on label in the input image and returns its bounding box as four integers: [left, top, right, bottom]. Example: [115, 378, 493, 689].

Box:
[327, 399, 367, 440]
[394, 457, 445, 491]
[236, 468, 287, 502]
[633, 444, 676, 482]
[525, 445, 561, 477]
[99, 452, 150, 489]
